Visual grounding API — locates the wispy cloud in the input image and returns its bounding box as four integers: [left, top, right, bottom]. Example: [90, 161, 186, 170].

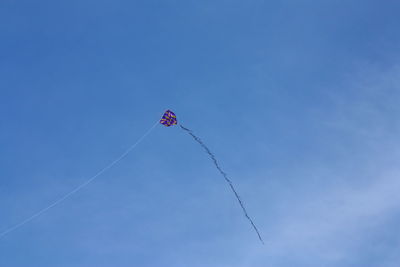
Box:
[241, 63, 400, 267]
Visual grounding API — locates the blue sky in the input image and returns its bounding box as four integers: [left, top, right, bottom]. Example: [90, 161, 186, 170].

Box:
[1, 0, 400, 266]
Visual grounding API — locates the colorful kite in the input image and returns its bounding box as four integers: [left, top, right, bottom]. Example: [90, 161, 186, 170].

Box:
[160, 110, 177, 127]
[161, 110, 264, 244]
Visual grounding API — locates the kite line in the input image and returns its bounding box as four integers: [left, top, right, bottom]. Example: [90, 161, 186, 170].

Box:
[179, 125, 264, 244]
[0, 121, 159, 239]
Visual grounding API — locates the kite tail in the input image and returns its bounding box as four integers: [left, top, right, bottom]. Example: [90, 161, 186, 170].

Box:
[180, 125, 264, 244]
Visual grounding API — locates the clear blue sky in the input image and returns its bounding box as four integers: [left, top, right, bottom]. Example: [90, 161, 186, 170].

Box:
[1, 1, 400, 266]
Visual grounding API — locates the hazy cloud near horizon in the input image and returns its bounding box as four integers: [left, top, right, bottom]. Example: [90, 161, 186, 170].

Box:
[241, 64, 400, 267]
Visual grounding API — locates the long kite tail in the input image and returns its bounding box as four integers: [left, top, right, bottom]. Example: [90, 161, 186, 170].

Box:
[180, 125, 264, 244]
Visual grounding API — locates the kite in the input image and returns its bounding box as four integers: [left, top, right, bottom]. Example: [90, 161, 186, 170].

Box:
[161, 110, 264, 244]
[1, 110, 263, 245]
[160, 110, 177, 127]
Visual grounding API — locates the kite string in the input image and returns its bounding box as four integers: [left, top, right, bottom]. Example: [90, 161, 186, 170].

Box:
[0, 120, 159, 239]
[179, 125, 264, 244]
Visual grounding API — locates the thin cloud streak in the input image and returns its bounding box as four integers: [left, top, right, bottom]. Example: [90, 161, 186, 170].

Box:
[241, 63, 400, 267]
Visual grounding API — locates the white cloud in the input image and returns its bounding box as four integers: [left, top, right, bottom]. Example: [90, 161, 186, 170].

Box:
[241, 63, 400, 267]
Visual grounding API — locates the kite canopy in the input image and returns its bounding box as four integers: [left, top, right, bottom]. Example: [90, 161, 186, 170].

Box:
[160, 110, 177, 127]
